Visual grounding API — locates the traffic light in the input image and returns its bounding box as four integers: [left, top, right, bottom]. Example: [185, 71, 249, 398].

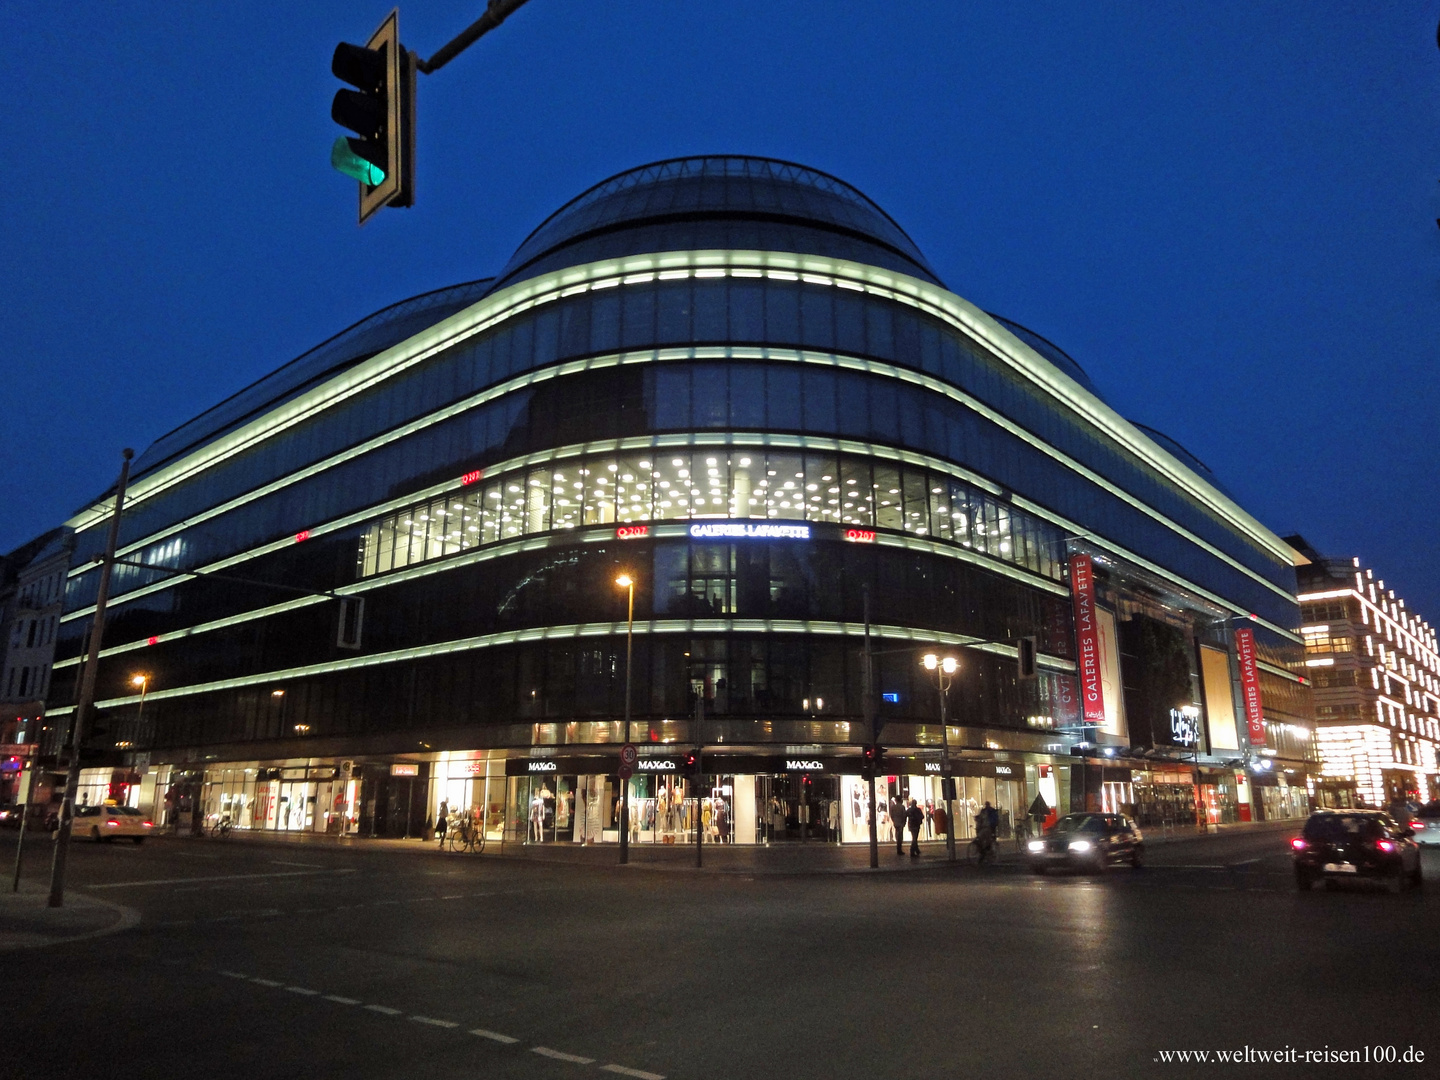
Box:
[1017, 636, 1038, 680]
[681, 749, 699, 777]
[337, 596, 365, 650]
[861, 743, 887, 780]
[330, 10, 414, 224]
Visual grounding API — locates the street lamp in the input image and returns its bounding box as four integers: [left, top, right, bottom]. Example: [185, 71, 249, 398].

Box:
[922, 653, 960, 862]
[615, 572, 635, 865]
[130, 674, 149, 730]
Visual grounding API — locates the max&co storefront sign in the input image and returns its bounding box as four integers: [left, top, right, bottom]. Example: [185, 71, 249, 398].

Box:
[1068, 553, 1106, 726]
[1234, 627, 1266, 747]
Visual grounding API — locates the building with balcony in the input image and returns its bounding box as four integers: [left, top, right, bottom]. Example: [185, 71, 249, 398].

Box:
[41, 157, 1310, 842]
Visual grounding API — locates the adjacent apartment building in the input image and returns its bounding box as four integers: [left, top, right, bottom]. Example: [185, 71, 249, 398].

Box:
[1289, 536, 1440, 808]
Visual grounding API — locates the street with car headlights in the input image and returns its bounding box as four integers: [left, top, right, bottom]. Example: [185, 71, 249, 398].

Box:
[5, 825, 1438, 1080]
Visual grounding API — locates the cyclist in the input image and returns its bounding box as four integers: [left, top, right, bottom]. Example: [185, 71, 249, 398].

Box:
[973, 802, 999, 863]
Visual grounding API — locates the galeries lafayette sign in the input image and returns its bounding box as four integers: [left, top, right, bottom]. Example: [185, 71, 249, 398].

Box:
[1068, 554, 1106, 726]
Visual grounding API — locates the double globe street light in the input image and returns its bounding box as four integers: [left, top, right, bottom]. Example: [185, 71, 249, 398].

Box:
[922, 653, 960, 862]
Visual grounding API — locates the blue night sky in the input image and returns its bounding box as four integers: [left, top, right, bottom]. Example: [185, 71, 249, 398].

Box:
[3, 2, 1438, 618]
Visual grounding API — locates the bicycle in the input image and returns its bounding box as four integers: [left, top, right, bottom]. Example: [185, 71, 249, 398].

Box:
[966, 833, 997, 866]
[208, 814, 233, 839]
[446, 810, 485, 854]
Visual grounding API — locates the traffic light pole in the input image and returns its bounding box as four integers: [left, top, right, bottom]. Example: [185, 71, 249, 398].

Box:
[414, 0, 533, 74]
[48, 449, 133, 908]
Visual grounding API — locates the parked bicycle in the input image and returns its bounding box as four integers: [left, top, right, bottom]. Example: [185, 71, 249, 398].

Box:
[208, 814, 233, 839]
[446, 809, 485, 854]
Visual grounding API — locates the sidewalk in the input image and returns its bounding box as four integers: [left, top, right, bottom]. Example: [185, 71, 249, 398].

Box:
[0, 881, 140, 951]
[133, 815, 1302, 874]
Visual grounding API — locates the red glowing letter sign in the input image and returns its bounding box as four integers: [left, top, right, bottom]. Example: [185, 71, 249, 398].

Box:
[295, 530, 310, 543]
[843, 529, 876, 543]
[1234, 627, 1266, 746]
[616, 525, 649, 540]
[460, 470, 482, 486]
[1068, 554, 1105, 726]
[147, 636, 159, 646]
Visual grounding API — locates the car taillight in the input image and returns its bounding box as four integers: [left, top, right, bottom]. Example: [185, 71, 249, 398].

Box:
[1376, 839, 1397, 853]
[143, 821, 153, 828]
[1411, 821, 1425, 831]
[1290, 838, 1306, 850]
[105, 820, 120, 827]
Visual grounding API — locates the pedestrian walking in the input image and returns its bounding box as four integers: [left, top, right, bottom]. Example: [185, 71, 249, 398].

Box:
[889, 795, 906, 855]
[435, 799, 449, 847]
[906, 798, 924, 857]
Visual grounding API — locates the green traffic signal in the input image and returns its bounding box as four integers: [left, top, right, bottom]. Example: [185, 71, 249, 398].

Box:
[330, 136, 385, 186]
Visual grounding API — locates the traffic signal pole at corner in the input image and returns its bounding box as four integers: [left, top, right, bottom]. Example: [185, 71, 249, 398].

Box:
[48, 449, 134, 908]
[863, 585, 879, 869]
[329, 2, 533, 224]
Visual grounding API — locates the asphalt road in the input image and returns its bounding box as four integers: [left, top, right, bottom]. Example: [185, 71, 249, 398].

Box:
[5, 829, 1438, 1080]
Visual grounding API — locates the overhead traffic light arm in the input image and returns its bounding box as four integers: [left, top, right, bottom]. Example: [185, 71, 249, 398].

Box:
[415, 0, 533, 74]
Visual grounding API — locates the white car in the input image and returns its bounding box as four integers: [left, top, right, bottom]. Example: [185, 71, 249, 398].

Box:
[1412, 802, 1440, 848]
[73, 804, 154, 844]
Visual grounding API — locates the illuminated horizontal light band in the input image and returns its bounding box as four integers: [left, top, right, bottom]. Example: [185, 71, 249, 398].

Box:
[689, 521, 810, 540]
[63, 341, 1298, 628]
[64, 249, 1292, 566]
[45, 619, 1077, 716]
[54, 502, 1075, 672]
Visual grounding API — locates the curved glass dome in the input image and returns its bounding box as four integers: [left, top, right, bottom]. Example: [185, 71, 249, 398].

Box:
[986, 314, 1099, 397]
[131, 278, 495, 481]
[1131, 423, 1228, 492]
[491, 155, 942, 291]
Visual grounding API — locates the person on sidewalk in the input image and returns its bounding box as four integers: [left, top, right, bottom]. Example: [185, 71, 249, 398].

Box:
[435, 800, 449, 847]
[906, 798, 924, 857]
[889, 795, 906, 855]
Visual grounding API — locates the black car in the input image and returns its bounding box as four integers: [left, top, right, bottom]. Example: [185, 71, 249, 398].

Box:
[1027, 812, 1144, 872]
[1292, 810, 1422, 893]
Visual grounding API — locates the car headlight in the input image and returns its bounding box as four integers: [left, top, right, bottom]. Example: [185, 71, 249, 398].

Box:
[1068, 840, 1092, 852]
[1027, 840, 1044, 852]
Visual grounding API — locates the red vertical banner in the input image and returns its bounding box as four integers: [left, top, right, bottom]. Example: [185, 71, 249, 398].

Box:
[1234, 627, 1266, 746]
[1068, 554, 1106, 726]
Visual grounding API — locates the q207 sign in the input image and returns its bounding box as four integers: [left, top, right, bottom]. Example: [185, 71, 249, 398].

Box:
[1068, 554, 1106, 726]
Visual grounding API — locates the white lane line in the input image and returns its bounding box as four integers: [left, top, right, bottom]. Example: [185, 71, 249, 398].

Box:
[364, 1005, 402, 1016]
[601, 1065, 666, 1080]
[411, 1016, 459, 1028]
[531, 1046, 595, 1065]
[1161, 864, 1226, 870]
[250, 978, 283, 987]
[324, 995, 361, 1005]
[1227, 857, 1266, 867]
[88, 868, 357, 889]
[219, 971, 248, 980]
[470, 1029, 519, 1044]
[286, 987, 320, 996]
[440, 894, 465, 900]
[271, 861, 323, 868]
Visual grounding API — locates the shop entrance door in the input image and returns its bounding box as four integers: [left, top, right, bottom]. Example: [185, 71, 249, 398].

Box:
[756, 775, 839, 842]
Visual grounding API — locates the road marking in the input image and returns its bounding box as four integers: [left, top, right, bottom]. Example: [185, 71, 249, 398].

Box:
[440, 894, 465, 900]
[286, 987, 320, 996]
[411, 1016, 459, 1028]
[219, 971, 248, 980]
[271, 860, 323, 868]
[470, 1029, 519, 1044]
[1160, 864, 1226, 870]
[601, 1065, 666, 1079]
[324, 995, 361, 1005]
[1227, 857, 1265, 867]
[250, 978, 283, 987]
[87, 868, 356, 889]
[531, 1047, 595, 1065]
[364, 1005, 402, 1016]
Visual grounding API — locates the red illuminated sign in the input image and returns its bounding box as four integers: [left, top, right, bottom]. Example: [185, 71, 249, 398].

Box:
[295, 530, 310, 543]
[460, 470, 483, 486]
[616, 526, 649, 540]
[1235, 627, 1266, 746]
[843, 529, 876, 543]
[1068, 554, 1106, 726]
[147, 636, 158, 646]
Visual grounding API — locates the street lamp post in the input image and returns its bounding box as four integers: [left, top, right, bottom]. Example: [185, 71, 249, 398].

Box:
[922, 653, 960, 862]
[616, 573, 635, 866]
[131, 675, 149, 728]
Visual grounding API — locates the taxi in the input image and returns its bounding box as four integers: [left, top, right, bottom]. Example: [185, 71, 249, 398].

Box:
[73, 803, 154, 844]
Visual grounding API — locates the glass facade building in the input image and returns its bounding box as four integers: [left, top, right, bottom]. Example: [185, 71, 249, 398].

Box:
[44, 157, 1313, 841]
